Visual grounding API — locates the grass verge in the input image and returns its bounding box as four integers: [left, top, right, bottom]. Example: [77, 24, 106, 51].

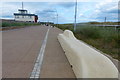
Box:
[54, 24, 120, 61]
[1, 20, 41, 31]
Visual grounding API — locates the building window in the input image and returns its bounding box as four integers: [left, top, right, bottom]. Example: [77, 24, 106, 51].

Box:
[16, 16, 19, 18]
[22, 16, 24, 18]
[30, 16, 32, 18]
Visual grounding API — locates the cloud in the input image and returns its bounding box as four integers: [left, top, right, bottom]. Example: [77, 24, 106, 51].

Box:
[40, 9, 56, 13]
[57, 2, 75, 8]
[104, 5, 119, 14]
[35, 8, 57, 22]
[106, 9, 118, 13]
[1, 0, 119, 2]
[1, 2, 19, 18]
[87, 2, 118, 22]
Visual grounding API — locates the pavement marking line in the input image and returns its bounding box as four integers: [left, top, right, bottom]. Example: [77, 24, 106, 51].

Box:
[30, 26, 50, 79]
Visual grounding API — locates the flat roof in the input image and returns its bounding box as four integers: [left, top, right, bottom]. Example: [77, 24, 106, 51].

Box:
[14, 13, 37, 16]
[18, 9, 27, 11]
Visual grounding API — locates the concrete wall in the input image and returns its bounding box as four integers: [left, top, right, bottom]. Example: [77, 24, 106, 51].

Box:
[14, 15, 35, 22]
[58, 30, 118, 78]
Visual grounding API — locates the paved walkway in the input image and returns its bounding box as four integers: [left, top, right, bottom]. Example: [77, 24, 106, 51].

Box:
[2, 26, 75, 78]
[40, 27, 75, 78]
[3, 26, 48, 78]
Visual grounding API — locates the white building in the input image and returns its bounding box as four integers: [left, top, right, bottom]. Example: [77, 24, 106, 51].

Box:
[14, 9, 38, 22]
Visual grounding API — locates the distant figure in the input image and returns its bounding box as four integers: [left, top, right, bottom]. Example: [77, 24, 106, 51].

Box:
[46, 24, 48, 26]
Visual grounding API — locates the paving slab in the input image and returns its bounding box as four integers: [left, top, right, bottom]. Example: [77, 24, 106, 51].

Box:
[40, 27, 76, 78]
[2, 26, 48, 78]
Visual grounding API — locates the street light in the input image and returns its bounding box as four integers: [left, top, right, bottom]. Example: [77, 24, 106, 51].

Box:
[74, 0, 77, 32]
[103, 17, 107, 28]
[55, 9, 58, 27]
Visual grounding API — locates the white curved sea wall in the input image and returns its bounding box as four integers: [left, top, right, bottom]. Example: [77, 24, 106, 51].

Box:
[58, 30, 118, 78]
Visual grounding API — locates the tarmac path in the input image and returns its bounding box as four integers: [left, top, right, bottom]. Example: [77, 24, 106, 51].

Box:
[2, 25, 75, 78]
[3, 25, 48, 78]
[40, 27, 75, 78]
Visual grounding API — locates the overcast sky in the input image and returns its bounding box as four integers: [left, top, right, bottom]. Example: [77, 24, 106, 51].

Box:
[1, 0, 119, 24]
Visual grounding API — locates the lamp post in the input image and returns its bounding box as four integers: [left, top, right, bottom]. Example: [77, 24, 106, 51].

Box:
[57, 13, 58, 27]
[55, 9, 58, 27]
[74, 0, 77, 32]
[103, 17, 106, 28]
